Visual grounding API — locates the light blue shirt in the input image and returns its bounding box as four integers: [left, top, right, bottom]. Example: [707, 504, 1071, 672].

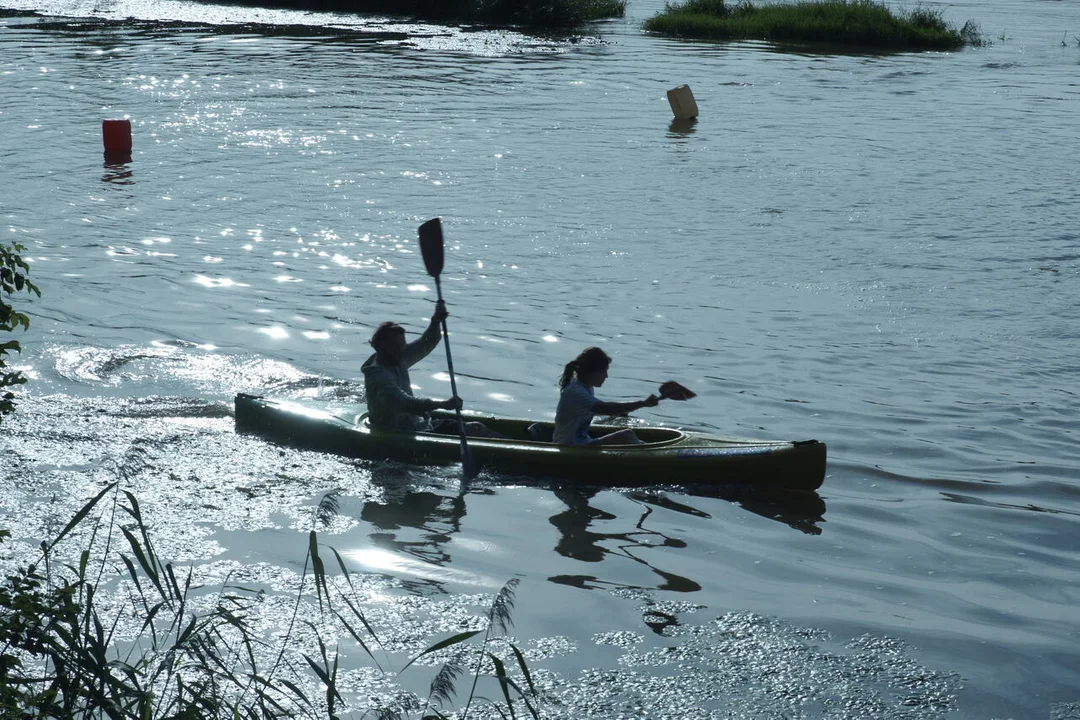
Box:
[553, 380, 599, 445]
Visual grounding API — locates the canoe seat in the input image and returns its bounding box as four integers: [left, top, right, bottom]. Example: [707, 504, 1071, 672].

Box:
[526, 423, 554, 443]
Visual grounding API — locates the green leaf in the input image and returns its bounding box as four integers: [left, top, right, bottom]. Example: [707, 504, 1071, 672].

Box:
[399, 630, 482, 675]
[120, 525, 164, 597]
[509, 642, 537, 695]
[301, 652, 343, 709]
[334, 610, 380, 667]
[489, 652, 517, 719]
[47, 483, 116, 551]
[308, 529, 328, 609]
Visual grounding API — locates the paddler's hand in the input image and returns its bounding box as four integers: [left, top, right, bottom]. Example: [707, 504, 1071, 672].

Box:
[642, 394, 660, 408]
[433, 396, 462, 412]
[432, 299, 449, 325]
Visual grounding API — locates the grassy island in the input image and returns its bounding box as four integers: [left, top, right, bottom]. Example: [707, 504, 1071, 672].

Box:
[644, 0, 984, 50]
[206, 0, 625, 27]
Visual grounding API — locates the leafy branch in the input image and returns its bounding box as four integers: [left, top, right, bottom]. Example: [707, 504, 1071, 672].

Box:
[1, 240, 40, 421]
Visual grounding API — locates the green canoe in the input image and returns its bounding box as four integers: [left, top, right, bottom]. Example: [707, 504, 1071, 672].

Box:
[233, 393, 826, 491]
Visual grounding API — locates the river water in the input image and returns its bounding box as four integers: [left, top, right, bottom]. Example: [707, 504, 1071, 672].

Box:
[1, 0, 1078, 716]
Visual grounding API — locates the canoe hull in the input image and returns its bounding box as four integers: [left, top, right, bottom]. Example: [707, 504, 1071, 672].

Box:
[233, 393, 826, 491]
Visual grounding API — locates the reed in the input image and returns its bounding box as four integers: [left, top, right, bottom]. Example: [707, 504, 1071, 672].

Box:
[644, 0, 986, 50]
[0, 484, 540, 718]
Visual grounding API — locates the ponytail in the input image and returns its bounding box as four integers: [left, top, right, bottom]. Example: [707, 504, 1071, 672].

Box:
[558, 360, 578, 390]
[558, 347, 611, 389]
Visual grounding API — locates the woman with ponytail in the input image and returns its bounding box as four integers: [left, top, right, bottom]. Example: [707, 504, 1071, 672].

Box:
[553, 347, 659, 445]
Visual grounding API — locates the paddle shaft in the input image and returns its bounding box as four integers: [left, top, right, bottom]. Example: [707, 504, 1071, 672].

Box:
[433, 276, 475, 477]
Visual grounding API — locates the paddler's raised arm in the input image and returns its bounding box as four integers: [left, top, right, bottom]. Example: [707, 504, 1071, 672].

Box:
[403, 300, 448, 367]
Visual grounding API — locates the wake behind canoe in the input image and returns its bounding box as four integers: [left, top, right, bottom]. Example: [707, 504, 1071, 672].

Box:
[233, 393, 826, 491]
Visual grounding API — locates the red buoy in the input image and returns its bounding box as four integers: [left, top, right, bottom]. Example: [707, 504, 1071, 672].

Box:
[102, 119, 132, 153]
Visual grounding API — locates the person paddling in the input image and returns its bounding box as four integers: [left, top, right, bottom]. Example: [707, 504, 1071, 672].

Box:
[362, 301, 499, 437]
[553, 347, 660, 446]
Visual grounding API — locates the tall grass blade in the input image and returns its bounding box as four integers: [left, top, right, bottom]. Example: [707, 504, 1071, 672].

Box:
[327, 544, 366, 601]
[508, 642, 537, 695]
[488, 652, 518, 719]
[308, 530, 328, 610]
[334, 610, 380, 668]
[300, 653, 344, 708]
[275, 677, 316, 711]
[120, 526, 165, 598]
[165, 563, 185, 603]
[175, 615, 199, 648]
[46, 482, 116, 551]
[327, 644, 340, 720]
[399, 630, 482, 674]
[338, 591, 383, 648]
[119, 554, 146, 597]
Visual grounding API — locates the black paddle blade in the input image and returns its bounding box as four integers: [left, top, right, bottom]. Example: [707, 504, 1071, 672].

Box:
[418, 217, 445, 278]
[659, 380, 696, 400]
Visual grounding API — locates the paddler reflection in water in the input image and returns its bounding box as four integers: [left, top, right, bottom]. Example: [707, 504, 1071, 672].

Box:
[361, 301, 501, 437]
[554, 346, 660, 445]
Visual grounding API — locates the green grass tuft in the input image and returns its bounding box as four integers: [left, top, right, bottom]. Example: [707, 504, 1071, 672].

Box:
[644, 0, 985, 51]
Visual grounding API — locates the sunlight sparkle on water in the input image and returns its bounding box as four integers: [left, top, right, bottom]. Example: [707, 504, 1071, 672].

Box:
[258, 327, 289, 340]
[193, 274, 248, 288]
[9, 365, 37, 380]
[341, 548, 495, 587]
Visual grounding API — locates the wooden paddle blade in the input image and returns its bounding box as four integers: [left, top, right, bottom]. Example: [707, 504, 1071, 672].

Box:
[418, 218, 445, 278]
[659, 380, 696, 400]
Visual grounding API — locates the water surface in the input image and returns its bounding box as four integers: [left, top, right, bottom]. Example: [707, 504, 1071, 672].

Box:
[1, 0, 1078, 716]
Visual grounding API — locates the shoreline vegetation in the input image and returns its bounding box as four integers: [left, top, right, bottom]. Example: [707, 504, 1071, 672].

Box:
[644, 0, 985, 50]
[1, 241, 39, 423]
[194, 0, 627, 27]
[1, 484, 540, 718]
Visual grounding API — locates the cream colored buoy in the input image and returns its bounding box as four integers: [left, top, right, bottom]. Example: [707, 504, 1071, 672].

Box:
[102, 119, 132, 153]
[666, 85, 699, 120]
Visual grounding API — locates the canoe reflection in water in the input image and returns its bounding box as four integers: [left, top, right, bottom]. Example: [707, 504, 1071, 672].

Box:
[547, 484, 825, 593]
[679, 483, 827, 537]
[351, 465, 474, 594]
[353, 465, 825, 596]
[548, 486, 701, 593]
